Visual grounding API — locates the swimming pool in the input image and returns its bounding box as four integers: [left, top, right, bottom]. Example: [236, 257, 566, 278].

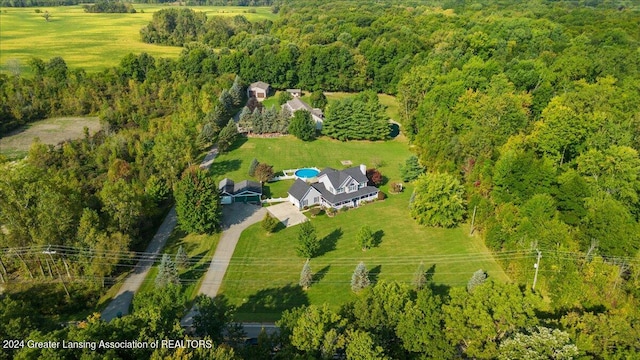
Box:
[295, 168, 320, 180]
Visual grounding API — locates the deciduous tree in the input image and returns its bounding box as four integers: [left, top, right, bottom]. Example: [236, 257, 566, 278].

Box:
[410, 172, 466, 228]
[296, 220, 319, 258]
[174, 167, 222, 234]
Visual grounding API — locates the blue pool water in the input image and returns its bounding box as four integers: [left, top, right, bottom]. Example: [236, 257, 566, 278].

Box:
[295, 168, 320, 179]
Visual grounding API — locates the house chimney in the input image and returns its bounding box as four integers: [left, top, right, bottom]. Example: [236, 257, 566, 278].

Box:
[360, 164, 366, 175]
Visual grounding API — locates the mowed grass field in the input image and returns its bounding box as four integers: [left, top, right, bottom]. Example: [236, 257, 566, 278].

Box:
[0, 116, 101, 159]
[0, 5, 276, 74]
[212, 137, 509, 321]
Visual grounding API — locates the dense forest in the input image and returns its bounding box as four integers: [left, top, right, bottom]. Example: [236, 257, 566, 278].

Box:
[2, 0, 640, 358]
[0, 0, 272, 7]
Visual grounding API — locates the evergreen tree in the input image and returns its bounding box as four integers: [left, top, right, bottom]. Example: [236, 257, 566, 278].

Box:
[351, 261, 371, 292]
[248, 158, 259, 177]
[299, 259, 313, 290]
[296, 220, 319, 258]
[261, 212, 279, 233]
[175, 245, 188, 269]
[229, 75, 244, 107]
[175, 167, 222, 234]
[278, 107, 292, 133]
[400, 156, 424, 182]
[263, 106, 280, 133]
[251, 107, 264, 134]
[219, 88, 234, 115]
[357, 225, 374, 251]
[217, 120, 238, 153]
[413, 262, 427, 290]
[288, 110, 316, 141]
[238, 106, 253, 133]
[155, 253, 180, 288]
[467, 269, 487, 292]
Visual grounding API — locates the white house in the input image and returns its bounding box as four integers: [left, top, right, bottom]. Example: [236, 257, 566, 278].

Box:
[282, 98, 324, 129]
[287, 165, 378, 209]
[247, 81, 270, 101]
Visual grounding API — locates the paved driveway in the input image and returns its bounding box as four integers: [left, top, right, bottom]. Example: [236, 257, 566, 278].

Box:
[267, 202, 309, 227]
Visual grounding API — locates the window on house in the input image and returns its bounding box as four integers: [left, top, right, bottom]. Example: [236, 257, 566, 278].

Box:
[313, 197, 319, 203]
[336, 187, 343, 194]
[302, 200, 307, 206]
[349, 184, 357, 192]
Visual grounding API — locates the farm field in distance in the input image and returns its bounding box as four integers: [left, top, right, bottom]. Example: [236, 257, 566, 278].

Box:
[212, 136, 510, 321]
[0, 5, 276, 74]
[0, 116, 101, 159]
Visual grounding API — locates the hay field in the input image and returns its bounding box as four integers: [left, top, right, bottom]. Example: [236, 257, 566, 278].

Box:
[0, 5, 275, 74]
[0, 116, 101, 159]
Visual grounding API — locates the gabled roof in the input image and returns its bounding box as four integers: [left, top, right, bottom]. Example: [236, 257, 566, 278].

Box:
[317, 166, 367, 190]
[311, 183, 378, 205]
[288, 178, 312, 201]
[220, 178, 262, 196]
[234, 180, 262, 195]
[219, 178, 235, 195]
[283, 98, 323, 119]
[249, 81, 270, 90]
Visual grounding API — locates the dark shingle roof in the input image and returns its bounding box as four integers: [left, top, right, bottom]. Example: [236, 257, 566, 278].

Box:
[219, 178, 235, 195]
[311, 183, 378, 205]
[287, 178, 311, 201]
[317, 166, 367, 189]
[220, 178, 262, 195]
[283, 98, 323, 119]
[234, 180, 262, 195]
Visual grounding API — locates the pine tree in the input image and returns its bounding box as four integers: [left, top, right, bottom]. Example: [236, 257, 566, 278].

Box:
[175, 245, 188, 269]
[156, 253, 179, 288]
[296, 220, 319, 258]
[217, 120, 238, 153]
[357, 225, 374, 251]
[229, 75, 244, 107]
[261, 212, 279, 233]
[351, 261, 370, 292]
[288, 110, 316, 141]
[251, 107, 264, 134]
[413, 262, 427, 290]
[299, 259, 313, 290]
[400, 156, 425, 182]
[238, 106, 253, 133]
[248, 158, 259, 177]
[467, 269, 487, 292]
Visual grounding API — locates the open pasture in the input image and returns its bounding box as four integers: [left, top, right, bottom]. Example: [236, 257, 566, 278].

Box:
[0, 5, 275, 74]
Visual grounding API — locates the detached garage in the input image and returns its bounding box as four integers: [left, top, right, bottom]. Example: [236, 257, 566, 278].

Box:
[219, 178, 262, 204]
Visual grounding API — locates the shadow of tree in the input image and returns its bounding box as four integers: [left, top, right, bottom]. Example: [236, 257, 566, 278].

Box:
[317, 228, 342, 256]
[372, 230, 384, 248]
[313, 265, 331, 285]
[226, 136, 248, 153]
[369, 265, 382, 284]
[426, 263, 436, 282]
[209, 159, 242, 178]
[237, 284, 309, 316]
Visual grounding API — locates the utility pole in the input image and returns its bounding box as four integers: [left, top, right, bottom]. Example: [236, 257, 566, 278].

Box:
[44, 246, 69, 298]
[532, 249, 542, 291]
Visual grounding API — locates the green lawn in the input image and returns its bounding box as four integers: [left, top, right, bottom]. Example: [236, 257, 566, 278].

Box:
[137, 229, 220, 302]
[212, 136, 508, 321]
[0, 5, 276, 74]
[221, 190, 509, 321]
[211, 135, 410, 191]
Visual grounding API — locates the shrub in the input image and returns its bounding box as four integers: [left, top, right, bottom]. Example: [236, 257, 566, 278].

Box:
[326, 207, 337, 217]
[377, 191, 386, 200]
[390, 182, 403, 193]
[261, 212, 279, 233]
[366, 168, 384, 186]
[309, 207, 323, 217]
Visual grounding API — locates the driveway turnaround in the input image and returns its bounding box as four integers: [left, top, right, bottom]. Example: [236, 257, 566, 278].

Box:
[101, 147, 219, 322]
[181, 203, 266, 327]
[267, 202, 309, 227]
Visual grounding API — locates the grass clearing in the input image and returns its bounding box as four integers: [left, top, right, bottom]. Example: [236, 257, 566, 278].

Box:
[210, 136, 410, 191]
[212, 137, 508, 321]
[0, 116, 101, 159]
[137, 229, 221, 302]
[0, 5, 276, 74]
[222, 189, 509, 322]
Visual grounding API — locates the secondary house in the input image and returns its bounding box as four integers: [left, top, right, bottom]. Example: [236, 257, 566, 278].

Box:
[219, 178, 262, 204]
[288, 165, 378, 209]
[282, 98, 324, 129]
[247, 81, 270, 101]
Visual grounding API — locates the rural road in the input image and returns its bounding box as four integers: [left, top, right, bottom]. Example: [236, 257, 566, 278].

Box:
[101, 147, 219, 322]
[181, 203, 266, 327]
